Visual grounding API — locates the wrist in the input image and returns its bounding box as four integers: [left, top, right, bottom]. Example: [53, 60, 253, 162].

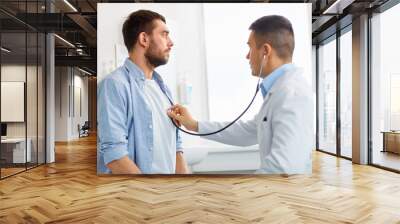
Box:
[193, 121, 199, 132]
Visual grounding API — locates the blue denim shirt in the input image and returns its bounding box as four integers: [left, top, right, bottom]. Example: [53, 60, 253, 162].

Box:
[260, 63, 294, 98]
[97, 58, 183, 174]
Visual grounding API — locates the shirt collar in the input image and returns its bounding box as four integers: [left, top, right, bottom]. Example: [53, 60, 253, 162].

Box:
[124, 58, 145, 80]
[123, 57, 166, 89]
[260, 63, 294, 98]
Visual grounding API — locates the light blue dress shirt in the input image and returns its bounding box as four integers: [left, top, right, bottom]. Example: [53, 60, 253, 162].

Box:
[97, 58, 183, 174]
[260, 63, 295, 98]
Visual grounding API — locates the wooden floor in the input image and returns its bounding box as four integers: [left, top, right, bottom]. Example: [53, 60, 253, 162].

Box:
[1, 135, 400, 223]
[1, 167, 26, 178]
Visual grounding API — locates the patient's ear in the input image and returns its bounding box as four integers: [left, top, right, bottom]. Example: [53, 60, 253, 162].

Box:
[138, 32, 149, 48]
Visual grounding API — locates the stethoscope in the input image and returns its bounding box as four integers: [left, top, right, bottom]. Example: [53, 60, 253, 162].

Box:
[164, 55, 266, 136]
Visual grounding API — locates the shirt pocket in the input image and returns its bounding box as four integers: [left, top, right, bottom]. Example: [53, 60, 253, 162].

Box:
[257, 113, 270, 140]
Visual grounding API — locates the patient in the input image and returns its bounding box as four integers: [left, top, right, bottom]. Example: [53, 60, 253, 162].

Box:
[97, 10, 189, 174]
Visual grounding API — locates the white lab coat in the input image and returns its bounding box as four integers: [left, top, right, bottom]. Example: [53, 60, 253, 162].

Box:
[199, 67, 314, 174]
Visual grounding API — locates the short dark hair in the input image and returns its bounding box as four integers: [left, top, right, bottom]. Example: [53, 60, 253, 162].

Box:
[122, 10, 166, 52]
[249, 15, 294, 59]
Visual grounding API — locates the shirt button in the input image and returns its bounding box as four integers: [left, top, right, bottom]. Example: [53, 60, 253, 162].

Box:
[149, 124, 152, 129]
[149, 147, 153, 151]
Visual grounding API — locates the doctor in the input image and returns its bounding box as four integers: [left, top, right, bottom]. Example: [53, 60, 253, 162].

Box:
[167, 15, 314, 174]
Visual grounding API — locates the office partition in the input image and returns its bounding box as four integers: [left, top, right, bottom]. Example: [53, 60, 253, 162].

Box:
[0, 0, 47, 179]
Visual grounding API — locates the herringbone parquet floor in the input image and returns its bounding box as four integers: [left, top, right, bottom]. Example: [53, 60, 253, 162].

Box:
[1, 135, 400, 223]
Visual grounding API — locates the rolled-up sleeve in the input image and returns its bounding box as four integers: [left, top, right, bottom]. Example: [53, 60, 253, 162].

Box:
[98, 78, 130, 165]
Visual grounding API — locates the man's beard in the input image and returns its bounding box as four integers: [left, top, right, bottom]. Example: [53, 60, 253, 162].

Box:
[145, 44, 168, 68]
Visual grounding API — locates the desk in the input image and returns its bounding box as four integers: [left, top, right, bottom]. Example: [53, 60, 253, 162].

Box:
[382, 131, 400, 154]
[1, 138, 31, 164]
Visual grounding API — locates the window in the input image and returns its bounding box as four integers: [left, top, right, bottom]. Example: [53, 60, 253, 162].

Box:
[371, 3, 400, 171]
[317, 37, 337, 155]
[340, 29, 352, 158]
[390, 74, 400, 130]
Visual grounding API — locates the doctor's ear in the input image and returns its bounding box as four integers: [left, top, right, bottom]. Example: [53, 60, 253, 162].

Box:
[262, 43, 272, 57]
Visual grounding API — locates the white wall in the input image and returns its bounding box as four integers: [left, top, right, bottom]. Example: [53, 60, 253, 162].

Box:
[55, 67, 68, 141]
[55, 67, 89, 141]
[72, 73, 89, 138]
[203, 3, 312, 121]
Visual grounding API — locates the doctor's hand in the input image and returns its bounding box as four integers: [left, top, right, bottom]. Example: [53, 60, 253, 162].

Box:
[167, 104, 199, 132]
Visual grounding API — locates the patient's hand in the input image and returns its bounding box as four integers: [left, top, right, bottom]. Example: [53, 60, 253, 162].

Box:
[167, 104, 198, 132]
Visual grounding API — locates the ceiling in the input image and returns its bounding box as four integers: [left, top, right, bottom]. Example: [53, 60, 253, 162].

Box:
[0, 0, 393, 75]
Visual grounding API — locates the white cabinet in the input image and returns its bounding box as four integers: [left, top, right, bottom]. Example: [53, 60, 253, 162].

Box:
[185, 145, 260, 174]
